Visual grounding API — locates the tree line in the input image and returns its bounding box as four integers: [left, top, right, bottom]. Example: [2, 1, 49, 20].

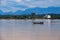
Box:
[0, 13, 60, 19]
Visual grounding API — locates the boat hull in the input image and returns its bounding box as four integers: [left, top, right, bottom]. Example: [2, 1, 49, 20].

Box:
[33, 22, 44, 24]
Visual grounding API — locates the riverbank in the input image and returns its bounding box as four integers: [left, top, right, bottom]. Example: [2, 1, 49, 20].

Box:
[0, 14, 60, 19]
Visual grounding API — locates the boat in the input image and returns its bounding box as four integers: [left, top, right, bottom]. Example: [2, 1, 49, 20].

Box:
[33, 22, 44, 24]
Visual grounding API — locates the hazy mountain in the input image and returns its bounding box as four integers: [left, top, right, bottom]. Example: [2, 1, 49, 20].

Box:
[0, 7, 60, 15]
[24, 7, 60, 14]
[0, 10, 4, 15]
[14, 10, 25, 15]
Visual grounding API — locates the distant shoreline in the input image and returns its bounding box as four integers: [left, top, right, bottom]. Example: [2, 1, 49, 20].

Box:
[0, 18, 60, 20]
[0, 14, 60, 19]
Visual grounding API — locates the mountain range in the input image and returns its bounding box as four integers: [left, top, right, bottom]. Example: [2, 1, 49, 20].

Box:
[0, 7, 60, 15]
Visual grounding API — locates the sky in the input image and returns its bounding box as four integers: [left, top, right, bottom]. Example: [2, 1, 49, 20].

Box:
[0, 0, 60, 12]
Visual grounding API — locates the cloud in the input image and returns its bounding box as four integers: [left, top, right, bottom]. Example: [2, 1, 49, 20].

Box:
[13, 0, 22, 2]
[0, 0, 60, 12]
[25, 0, 31, 2]
[0, 0, 7, 6]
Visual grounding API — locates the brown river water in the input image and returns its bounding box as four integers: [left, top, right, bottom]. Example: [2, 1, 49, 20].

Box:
[0, 19, 60, 40]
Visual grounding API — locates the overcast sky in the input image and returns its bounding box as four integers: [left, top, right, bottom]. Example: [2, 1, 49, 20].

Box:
[0, 0, 60, 12]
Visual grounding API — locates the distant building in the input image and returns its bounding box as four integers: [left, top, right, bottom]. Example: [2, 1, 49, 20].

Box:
[44, 15, 51, 19]
[47, 15, 51, 18]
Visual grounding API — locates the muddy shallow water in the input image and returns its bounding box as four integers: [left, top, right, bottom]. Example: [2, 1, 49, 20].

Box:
[0, 19, 60, 40]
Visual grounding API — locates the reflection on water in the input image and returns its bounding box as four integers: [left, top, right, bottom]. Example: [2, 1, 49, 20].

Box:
[0, 19, 60, 40]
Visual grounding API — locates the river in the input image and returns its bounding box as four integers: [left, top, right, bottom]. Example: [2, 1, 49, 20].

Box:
[0, 19, 60, 40]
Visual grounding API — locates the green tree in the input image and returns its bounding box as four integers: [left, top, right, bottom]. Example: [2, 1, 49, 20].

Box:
[31, 12, 36, 19]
